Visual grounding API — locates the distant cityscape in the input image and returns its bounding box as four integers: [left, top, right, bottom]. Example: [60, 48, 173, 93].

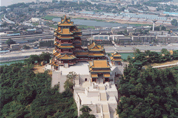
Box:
[1, 1, 178, 118]
[0, 0, 178, 60]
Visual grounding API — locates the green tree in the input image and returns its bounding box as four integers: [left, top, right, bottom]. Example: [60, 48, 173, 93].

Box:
[171, 19, 177, 26]
[39, 52, 51, 63]
[5, 38, 16, 47]
[161, 26, 166, 30]
[23, 45, 30, 49]
[117, 66, 178, 118]
[0, 63, 78, 118]
[79, 106, 95, 118]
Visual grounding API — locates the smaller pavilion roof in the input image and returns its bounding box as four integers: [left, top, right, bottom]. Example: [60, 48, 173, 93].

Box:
[87, 42, 104, 51]
[89, 60, 110, 68]
[57, 54, 76, 60]
[170, 50, 173, 55]
[110, 57, 122, 61]
[111, 52, 121, 57]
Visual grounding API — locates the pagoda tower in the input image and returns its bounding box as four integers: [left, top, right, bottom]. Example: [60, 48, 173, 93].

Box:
[51, 15, 82, 69]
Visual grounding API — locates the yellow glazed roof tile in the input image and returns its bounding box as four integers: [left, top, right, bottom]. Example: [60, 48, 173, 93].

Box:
[59, 54, 76, 60]
[103, 74, 110, 78]
[91, 74, 98, 78]
[93, 60, 110, 68]
[88, 53, 105, 56]
[111, 52, 121, 57]
[60, 28, 73, 34]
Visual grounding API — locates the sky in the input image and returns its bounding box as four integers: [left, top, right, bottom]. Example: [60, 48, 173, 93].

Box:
[0, 0, 178, 6]
[0, 0, 53, 6]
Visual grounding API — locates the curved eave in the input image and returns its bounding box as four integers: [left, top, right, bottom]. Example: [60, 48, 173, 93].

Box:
[58, 46, 74, 49]
[57, 32, 73, 35]
[56, 36, 74, 40]
[88, 49, 104, 51]
[57, 24, 74, 27]
[56, 57, 76, 60]
[74, 35, 82, 37]
[112, 60, 122, 62]
[88, 55, 105, 57]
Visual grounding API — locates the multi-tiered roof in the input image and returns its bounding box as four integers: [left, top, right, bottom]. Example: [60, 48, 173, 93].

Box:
[51, 16, 108, 68]
[51, 15, 82, 68]
[89, 60, 111, 82]
[110, 52, 122, 65]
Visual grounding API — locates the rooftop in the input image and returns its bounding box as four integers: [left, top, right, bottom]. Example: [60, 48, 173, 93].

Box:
[90, 60, 110, 68]
[60, 62, 90, 75]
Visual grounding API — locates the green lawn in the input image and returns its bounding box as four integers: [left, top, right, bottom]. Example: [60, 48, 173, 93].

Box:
[132, 24, 151, 26]
[77, 25, 95, 29]
[42, 15, 60, 20]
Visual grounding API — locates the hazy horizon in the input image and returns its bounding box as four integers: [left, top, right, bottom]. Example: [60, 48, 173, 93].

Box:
[0, 0, 178, 7]
[0, 0, 52, 7]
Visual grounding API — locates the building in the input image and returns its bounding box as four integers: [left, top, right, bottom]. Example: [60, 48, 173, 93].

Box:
[0, 44, 8, 50]
[110, 52, 122, 65]
[132, 35, 156, 42]
[149, 31, 169, 35]
[13, 8, 29, 14]
[47, 16, 124, 118]
[50, 16, 106, 69]
[30, 18, 41, 22]
[10, 44, 21, 51]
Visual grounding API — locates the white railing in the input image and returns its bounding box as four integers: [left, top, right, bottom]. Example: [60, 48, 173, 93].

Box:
[100, 105, 103, 118]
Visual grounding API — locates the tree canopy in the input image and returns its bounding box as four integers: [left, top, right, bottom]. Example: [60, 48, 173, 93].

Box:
[5, 38, 16, 47]
[79, 106, 95, 118]
[0, 63, 78, 118]
[117, 65, 178, 118]
[171, 19, 178, 26]
[128, 48, 178, 66]
[24, 52, 51, 65]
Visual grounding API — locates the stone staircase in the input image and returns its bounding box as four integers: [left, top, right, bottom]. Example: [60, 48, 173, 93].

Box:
[102, 103, 111, 118]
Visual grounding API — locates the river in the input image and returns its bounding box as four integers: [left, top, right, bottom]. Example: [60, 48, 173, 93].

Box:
[52, 18, 132, 27]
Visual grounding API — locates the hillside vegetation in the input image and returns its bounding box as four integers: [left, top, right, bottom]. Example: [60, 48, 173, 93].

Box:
[117, 60, 178, 117]
[0, 63, 78, 118]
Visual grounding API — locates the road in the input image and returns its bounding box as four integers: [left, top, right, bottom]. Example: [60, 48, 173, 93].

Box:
[0, 48, 53, 63]
[104, 45, 178, 52]
[1, 45, 178, 63]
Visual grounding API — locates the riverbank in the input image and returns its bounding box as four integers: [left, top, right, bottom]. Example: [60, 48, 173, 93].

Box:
[47, 14, 153, 26]
[0, 60, 24, 66]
